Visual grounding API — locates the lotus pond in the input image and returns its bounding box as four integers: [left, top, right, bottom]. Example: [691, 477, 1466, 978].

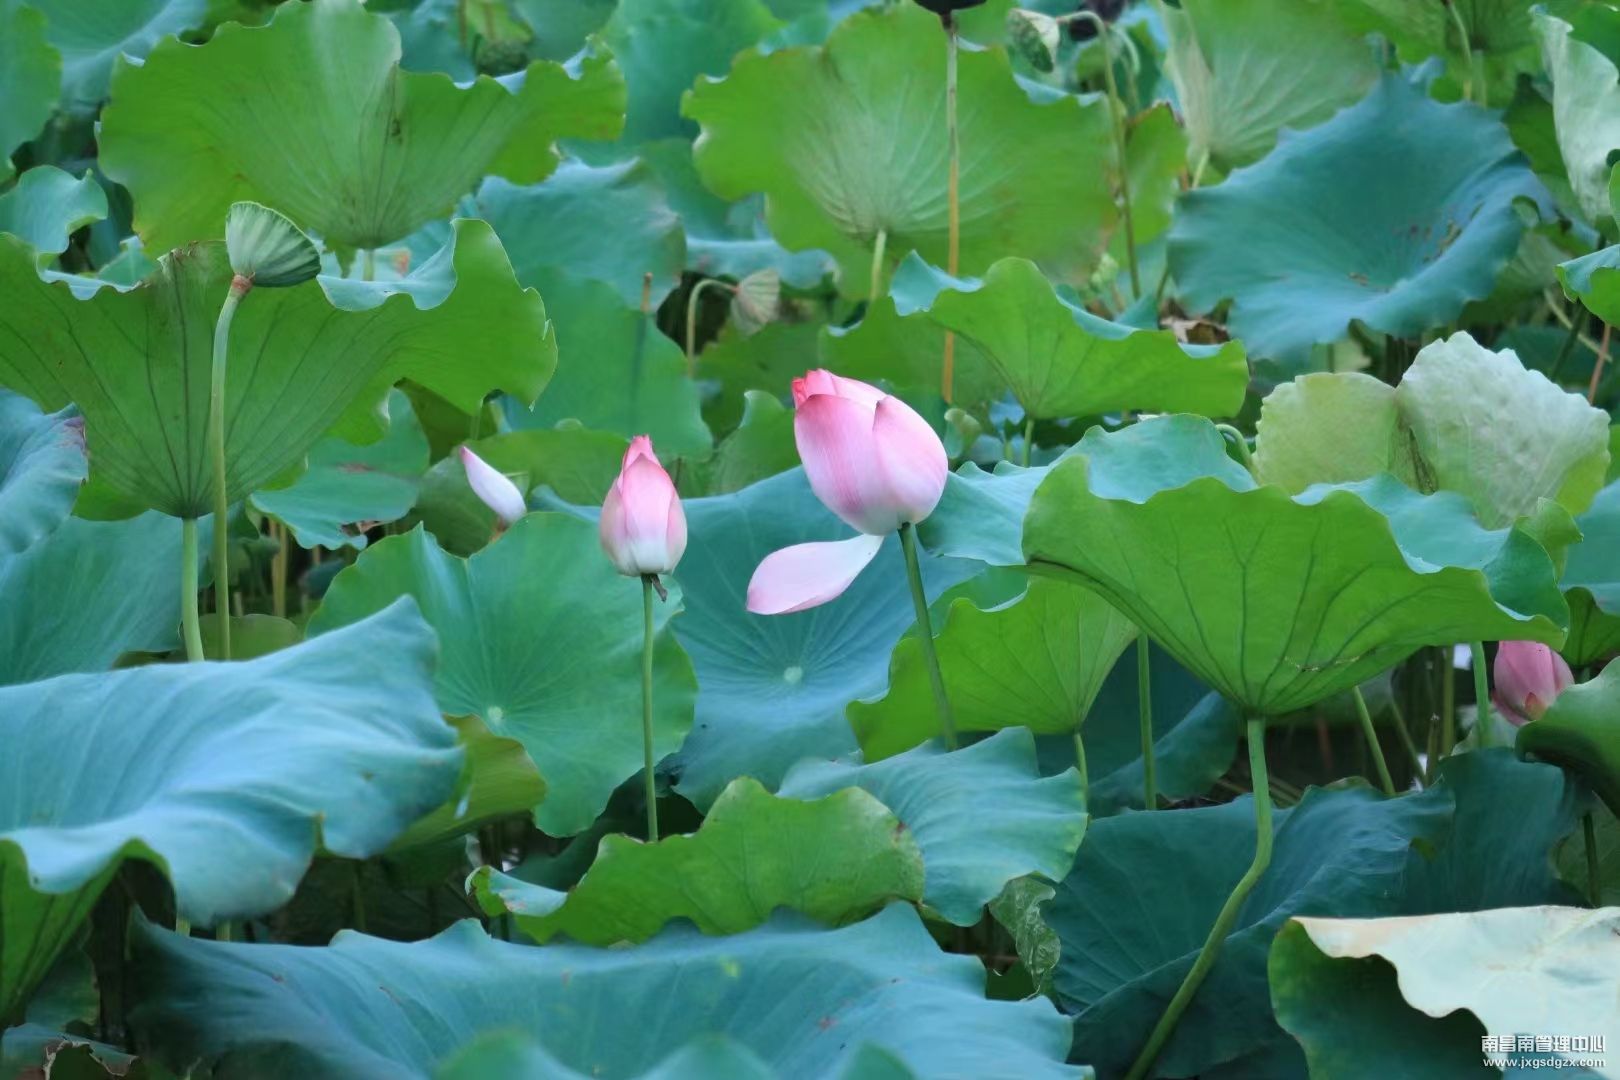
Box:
[2, 0, 1619, 1076]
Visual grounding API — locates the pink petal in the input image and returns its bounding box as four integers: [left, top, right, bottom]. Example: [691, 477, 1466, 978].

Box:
[746, 533, 886, 615]
[793, 368, 885, 407]
[794, 393, 897, 535]
[458, 446, 526, 526]
[871, 396, 948, 525]
[623, 434, 658, 469]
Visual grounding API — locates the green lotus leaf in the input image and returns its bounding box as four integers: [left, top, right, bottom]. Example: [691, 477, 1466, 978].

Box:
[307, 516, 697, 836]
[414, 427, 627, 556]
[0, 512, 194, 686]
[989, 877, 1060, 999]
[512, 0, 617, 62]
[778, 728, 1086, 926]
[0, 600, 462, 1025]
[659, 468, 976, 808]
[1252, 372, 1419, 494]
[1562, 480, 1620, 666]
[252, 389, 430, 550]
[1557, 242, 1620, 326]
[0, 389, 83, 556]
[1519, 658, 1620, 820]
[1273, 906, 1620, 1075]
[97, 0, 626, 252]
[1022, 416, 1568, 716]
[498, 272, 711, 459]
[1336, 0, 1539, 106]
[683, 3, 1115, 298]
[917, 453, 1073, 567]
[0, 218, 552, 519]
[391, 714, 547, 851]
[1113, 102, 1188, 265]
[476, 159, 686, 310]
[28, 0, 206, 114]
[0, 166, 107, 262]
[1535, 8, 1620, 226]
[1163, 0, 1379, 172]
[1396, 332, 1611, 528]
[1047, 782, 1451, 1078]
[130, 905, 1082, 1080]
[701, 389, 799, 494]
[436, 1033, 782, 1080]
[849, 577, 1136, 759]
[697, 321, 821, 432]
[471, 778, 925, 944]
[1170, 75, 1545, 362]
[0, 2, 57, 177]
[818, 288, 1003, 408]
[601, 0, 781, 145]
[887, 255, 1249, 420]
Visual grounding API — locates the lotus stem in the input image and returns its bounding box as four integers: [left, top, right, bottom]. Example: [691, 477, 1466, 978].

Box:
[942, 15, 960, 403]
[1386, 695, 1425, 786]
[1439, 645, 1457, 768]
[270, 518, 288, 619]
[1443, 0, 1480, 106]
[1350, 685, 1396, 796]
[179, 518, 205, 662]
[1589, 323, 1610, 404]
[1138, 634, 1156, 808]
[1021, 416, 1034, 467]
[869, 227, 889, 307]
[900, 522, 958, 750]
[642, 574, 660, 840]
[362, 247, 376, 283]
[1470, 641, 1491, 748]
[684, 277, 730, 375]
[1072, 11, 1139, 296]
[208, 277, 250, 660]
[1585, 813, 1602, 907]
[1126, 716, 1273, 1080]
[1074, 729, 1089, 807]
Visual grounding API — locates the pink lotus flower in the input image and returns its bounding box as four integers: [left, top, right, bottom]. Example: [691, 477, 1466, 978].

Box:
[459, 446, 526, 527]
[748, 371, 947, 615]
[600, 436, 687, 577]
[1492, 641, 1574, 726]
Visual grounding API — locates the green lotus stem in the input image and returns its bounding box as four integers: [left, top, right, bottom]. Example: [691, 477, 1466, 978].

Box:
[362, 247, 376, 282]
[1471, 641, 1491, 748]
[1021, 416, 1034, 467]
[684, 278, 730, 375]
[179, 518, 205, 662]
[1386, 695, 1426, 784]
[1074, 729, 1089, 806]
[1444, 0, 1480, 106]
[1138, 634, 1156, 808]
[208, 277, 250, 660]
[1350, 685, 1396, 796]
[1439, 645, 1457, 769]
[270, 519, 288, 619]
[1585, 813, 1602, 907]
[641, 575, 660, 840]
[1548, 310, 1584, 383]
[869, 227, 889, 306]
[1072, 11, 1139, 296]
[942, 15, 960, 402]
[900, 522, 958, 750]
[1126, 716, 1273, 1080]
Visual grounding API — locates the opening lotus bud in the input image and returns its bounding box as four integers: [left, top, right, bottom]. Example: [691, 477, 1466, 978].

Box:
[1492, 640, 1574, 726]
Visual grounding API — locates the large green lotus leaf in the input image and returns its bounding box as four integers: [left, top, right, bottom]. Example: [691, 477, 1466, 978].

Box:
[1396, 332, 1611, 529]
[29, 0, 206, 113]
[130, 905, 1082, 1080]
[475, 159, 686, 310]
[307, 515, 698, 836]
[683, 3, 1115, 299]
[471, 778, 925, 944]
[1562, 480, 1620, 666]
[0, 601, 461, 1026]
[512, 0, 617, 62]
[0, 219, 552, 519]
[1268, 918, 1491, 1079]
[1519, 659, 1620, 820]
[1113, 102, 1188, 264]
[1557, 242, 1620, 326]
[0, 389, 83, 556]
[391, 714, 547, 851]
[1536, 9, 1620, 226]
[602, 0, 781, 145]
[698, 389, 800, 495]
[1400, 749, 1582, 914]
[0, 512, 192, 686]
[697, 320, 823, 433]
[1022, 416, 1569, 716]
[778, 728, 1086, 927]
[1274, 907, 1620, 1075]
[817, 289, 1003, 408]
[1252, 372, 1419, 494]
[498, 271, 711, 459]
[251, 389, 430, 550]
[887, 255, 1249, 421]
[1336, 0, 1538, 107]
[917, 453, 1074, 567]
[0, 166, 107, 263]
[1047, 782, 1451, 1079]
[849, 576, 1136, 760]
[0, 1, 57, 176]
[1169, 76, 1546, 363]
[661, 468, 976, 808]
[1163, 0, 1379, 172]
[435, 1033, 786, 1080]
[97, 0, 626, 252]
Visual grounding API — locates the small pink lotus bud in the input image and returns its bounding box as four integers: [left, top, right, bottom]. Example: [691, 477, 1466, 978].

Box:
[600, 436, 687, 577]
[458, 446, 526, 527]
[1492, 641, 1574, 726]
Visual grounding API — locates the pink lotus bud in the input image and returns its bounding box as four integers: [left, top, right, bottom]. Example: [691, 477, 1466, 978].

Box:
[791, 370, 948, 536]
[1492, 641, 1574, 726]
[600, 436, 687, 577]
[458, 446, 526, 527]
